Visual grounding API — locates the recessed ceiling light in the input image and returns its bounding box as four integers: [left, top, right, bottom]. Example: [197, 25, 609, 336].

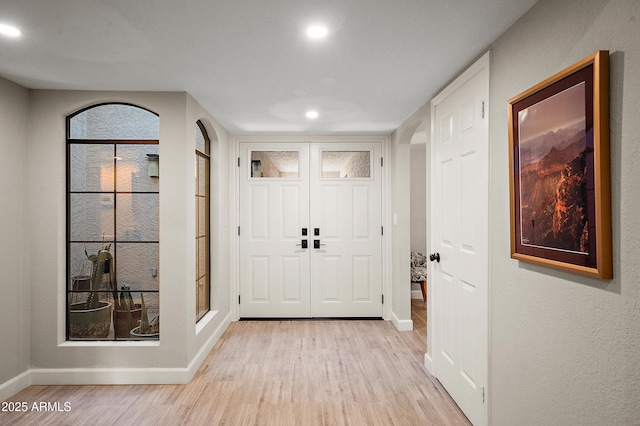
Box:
[0, 24, 21, 38]
[306, 25, 328, 40]
[306, 110, 319, 119]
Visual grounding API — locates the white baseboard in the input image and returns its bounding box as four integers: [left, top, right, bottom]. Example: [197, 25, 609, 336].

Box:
[0, 370, 31, 403]
[30, 366, 191, 386]
[1, 312, 233, 398]
[390, 310, 413, 331]
[411, 289, 423, 299]
[186, 311, 232, 382]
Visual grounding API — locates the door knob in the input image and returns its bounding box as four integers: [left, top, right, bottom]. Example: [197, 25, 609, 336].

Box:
[296, 240, 308, 249]
[429, 253, 440, 263]
[313, 240, 326, 249]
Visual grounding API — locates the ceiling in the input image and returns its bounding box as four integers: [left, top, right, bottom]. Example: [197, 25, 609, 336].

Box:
[0, 0, 538, 134]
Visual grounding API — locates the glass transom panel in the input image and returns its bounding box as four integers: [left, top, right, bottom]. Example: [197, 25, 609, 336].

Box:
[251, 151, 299, 178]
[321, 151, 371, 178]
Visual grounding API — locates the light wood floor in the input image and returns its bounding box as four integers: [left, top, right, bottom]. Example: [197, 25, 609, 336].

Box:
[2, 300, 470, 425]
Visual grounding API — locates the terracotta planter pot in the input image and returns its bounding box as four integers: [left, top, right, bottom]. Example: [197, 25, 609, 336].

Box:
[69, 301, 112, 339]
[113, 304, 142, 338]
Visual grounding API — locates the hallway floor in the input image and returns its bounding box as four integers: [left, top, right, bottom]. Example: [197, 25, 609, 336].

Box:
[2, 302, 469, 425]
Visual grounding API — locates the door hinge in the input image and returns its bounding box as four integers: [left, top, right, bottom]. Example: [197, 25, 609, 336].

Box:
[238, 295, 241, 304]
[237, 157, 240, 167]
[481, 101, 485, 119]
[482, 386, 486, 403]
[238, 226, 240, 236]
[381, 226, 384, 236]
[381, 157, 384, 167]
[382, 294, 384, 304]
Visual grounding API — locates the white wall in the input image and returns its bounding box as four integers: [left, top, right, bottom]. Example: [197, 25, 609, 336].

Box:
[410, 143, 427, 254]
[409, 143, 427, 299]
[22, 90, 231, 384]
[390, 104, 430, 327]
[186, 94, 232, 367]
[0, 77, 30, 398]
[489, 0, 640, 423]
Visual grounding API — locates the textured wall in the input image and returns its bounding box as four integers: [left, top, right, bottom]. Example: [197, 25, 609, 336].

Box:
[489, 0, 640, 423]
[0, 77, 30, 391]
[410, 144, 427, 254]
[390, 128, 412, 326]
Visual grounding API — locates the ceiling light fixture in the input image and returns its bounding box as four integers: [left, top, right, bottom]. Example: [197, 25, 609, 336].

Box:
[306, 25, 328, 40]
[0, 23, 21, 38]
[306, 110, 319, 119]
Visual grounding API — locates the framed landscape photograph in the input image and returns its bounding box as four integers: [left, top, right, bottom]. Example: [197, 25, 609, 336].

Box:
[508, 51, 612, 279]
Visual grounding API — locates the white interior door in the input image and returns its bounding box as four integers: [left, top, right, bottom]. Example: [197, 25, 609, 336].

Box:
[430, 53, 489, 425]
[310, 143, 382, 318]
[239, 142, 382, 318]
[239, 143, 311, 318]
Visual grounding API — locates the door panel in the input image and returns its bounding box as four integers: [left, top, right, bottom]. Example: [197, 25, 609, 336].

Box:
[250, 186, 269, 239]
[310, 143, 382, 318]
[431, 55, 489, 425]
[282, 256, 302, 300]
[239, 143, 310, 318]
[249, 256, 269, 301]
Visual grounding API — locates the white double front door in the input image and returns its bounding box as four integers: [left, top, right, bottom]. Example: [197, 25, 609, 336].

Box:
[239, 142, 382, 318]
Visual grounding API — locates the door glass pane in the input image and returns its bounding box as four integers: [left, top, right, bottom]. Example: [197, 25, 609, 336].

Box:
[251, 151, 299, 178]
[321, 151, 371, 178]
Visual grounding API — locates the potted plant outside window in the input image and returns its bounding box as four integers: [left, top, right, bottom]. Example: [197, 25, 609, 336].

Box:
[68, 244, 114, 339]
[113, 285, 142, 339]
[129, 292, 159, 339]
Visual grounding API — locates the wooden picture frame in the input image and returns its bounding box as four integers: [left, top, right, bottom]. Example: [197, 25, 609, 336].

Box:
[508, 51, 612, 279]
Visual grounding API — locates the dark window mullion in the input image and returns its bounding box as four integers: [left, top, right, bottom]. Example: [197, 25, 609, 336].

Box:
[68, 139, 159, 145]
[113, 144, 118, 275]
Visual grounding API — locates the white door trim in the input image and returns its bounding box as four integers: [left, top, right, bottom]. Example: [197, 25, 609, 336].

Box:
[426, 51, 491, 426]
[231, 135, 391, 321]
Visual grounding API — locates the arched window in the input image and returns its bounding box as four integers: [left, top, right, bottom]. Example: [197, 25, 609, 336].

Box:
[195, 121, 210, 322]
[67, 103, 159, 340]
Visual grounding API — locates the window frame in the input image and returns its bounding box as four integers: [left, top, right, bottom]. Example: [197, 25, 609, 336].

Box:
[66, 103, 160, 341]
[195, 120, 211, 322]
